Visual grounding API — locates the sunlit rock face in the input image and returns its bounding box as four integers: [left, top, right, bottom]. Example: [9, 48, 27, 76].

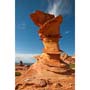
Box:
[30, 10, 62, 54]
[30, 10, 69, 71]
[15, 11, 74, 90]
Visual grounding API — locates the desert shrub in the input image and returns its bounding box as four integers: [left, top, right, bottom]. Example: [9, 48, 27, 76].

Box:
[69, 64, 75, 69]
[15, 72, 21, 76]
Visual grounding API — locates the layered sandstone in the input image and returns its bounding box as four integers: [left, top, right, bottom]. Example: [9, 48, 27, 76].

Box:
[16, 10, 74, 90]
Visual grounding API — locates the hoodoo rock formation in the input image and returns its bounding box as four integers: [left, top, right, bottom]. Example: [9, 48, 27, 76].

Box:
[16, 11, 74, 90]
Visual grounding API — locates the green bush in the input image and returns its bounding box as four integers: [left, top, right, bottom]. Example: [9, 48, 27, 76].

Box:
[15, 72, 21, 76]
[69, 64, 75, 69]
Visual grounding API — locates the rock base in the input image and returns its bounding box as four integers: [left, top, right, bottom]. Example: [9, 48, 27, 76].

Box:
[16, 54, 74, 90]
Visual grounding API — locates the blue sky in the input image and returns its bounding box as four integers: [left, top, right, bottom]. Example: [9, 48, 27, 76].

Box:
[15, 0, 75, 62]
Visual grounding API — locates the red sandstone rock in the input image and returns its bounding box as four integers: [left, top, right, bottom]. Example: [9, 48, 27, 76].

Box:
[16, 10, 75, 90]
[64, 56, 75, 64]
[30, 10, 54, 27]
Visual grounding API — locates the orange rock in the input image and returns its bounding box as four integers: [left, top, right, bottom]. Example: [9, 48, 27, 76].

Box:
[30, 10, 54, 27]
[16, 10, 75, 90]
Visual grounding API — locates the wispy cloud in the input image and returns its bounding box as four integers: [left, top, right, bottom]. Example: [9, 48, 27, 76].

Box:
[47, 0, 71, 16]
[16, 22, 26, 30]
[65, 31, 70, 34]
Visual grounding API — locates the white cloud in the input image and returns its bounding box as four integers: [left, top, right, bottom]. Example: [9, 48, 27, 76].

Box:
[47, 0, 62, 16]
[65, 31, 70, 34]
[16, 22, 26, 30]
[47, 0, 71, 16]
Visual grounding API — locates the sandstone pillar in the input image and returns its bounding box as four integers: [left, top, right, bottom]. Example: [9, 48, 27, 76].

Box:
[15, 11, 74, 90]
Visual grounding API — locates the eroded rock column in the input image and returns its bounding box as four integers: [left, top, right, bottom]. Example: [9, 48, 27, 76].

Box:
[30, 10, 70, 74]
[15, 11, 74, 90]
